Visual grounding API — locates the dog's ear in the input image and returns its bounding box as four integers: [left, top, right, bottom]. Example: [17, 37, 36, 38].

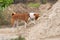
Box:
[12, 12, 16, 16]
[12, 13, 14, 16]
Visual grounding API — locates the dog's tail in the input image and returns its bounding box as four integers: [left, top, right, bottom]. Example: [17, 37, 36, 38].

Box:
[12, 12, 16, 16]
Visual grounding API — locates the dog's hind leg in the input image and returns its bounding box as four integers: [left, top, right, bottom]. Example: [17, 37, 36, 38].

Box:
[16, 20, 19, 27]
[12, 21, 16, 27]
[11, 18, 15, 27]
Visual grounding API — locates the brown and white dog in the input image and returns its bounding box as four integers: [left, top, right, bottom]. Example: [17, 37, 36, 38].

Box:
[11, 12, 40, 28]
[29, 12, 40, 24]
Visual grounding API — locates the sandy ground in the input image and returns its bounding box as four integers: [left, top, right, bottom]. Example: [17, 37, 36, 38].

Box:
[0, 0, 60, 40]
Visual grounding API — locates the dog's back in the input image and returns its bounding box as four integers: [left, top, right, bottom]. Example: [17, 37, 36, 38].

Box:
[11, 13, 30, 27]
[12, 13, 29, 20]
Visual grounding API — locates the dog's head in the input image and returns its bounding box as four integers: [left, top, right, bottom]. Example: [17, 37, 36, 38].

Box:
[29, 12, 40, 20]
[34, 13, 40, 20]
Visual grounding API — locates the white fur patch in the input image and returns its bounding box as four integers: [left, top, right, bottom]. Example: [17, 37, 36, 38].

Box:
[29, 12, 35, 19]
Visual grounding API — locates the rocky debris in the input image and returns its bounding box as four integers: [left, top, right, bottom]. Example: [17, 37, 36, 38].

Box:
[39, 3, 52, 14]
[0, 34, 18, 40]
[0, 28, 19, 40]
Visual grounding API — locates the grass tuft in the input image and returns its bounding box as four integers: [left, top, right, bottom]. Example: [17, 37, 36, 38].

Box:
[28, 3, 40, 8]
[11, 36, 25, 40]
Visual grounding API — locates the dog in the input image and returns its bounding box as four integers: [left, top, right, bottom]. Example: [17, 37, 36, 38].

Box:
[11, 12, 40, 28]
[29, 12, 40, 24]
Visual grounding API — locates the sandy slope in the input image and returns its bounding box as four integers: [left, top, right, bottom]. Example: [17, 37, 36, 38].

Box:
[21, 0, 60, 40]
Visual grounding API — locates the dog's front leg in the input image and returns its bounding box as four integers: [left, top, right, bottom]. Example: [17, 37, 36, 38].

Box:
[25, 22, 27, 28]
[16, 20, 19, 27]
[31, 19, 36, 24]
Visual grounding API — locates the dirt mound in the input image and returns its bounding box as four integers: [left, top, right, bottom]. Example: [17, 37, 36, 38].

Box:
[7, 3, 40, 13]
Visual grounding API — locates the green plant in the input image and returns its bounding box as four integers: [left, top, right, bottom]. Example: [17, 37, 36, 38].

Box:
[0, 10, 4, 25]
[0, 0, 13, 25]
[0, 0, 13, 8]
[40, 0, 47, 4]
[28, 3, 40, 8]
[11, 36, 25, 40]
